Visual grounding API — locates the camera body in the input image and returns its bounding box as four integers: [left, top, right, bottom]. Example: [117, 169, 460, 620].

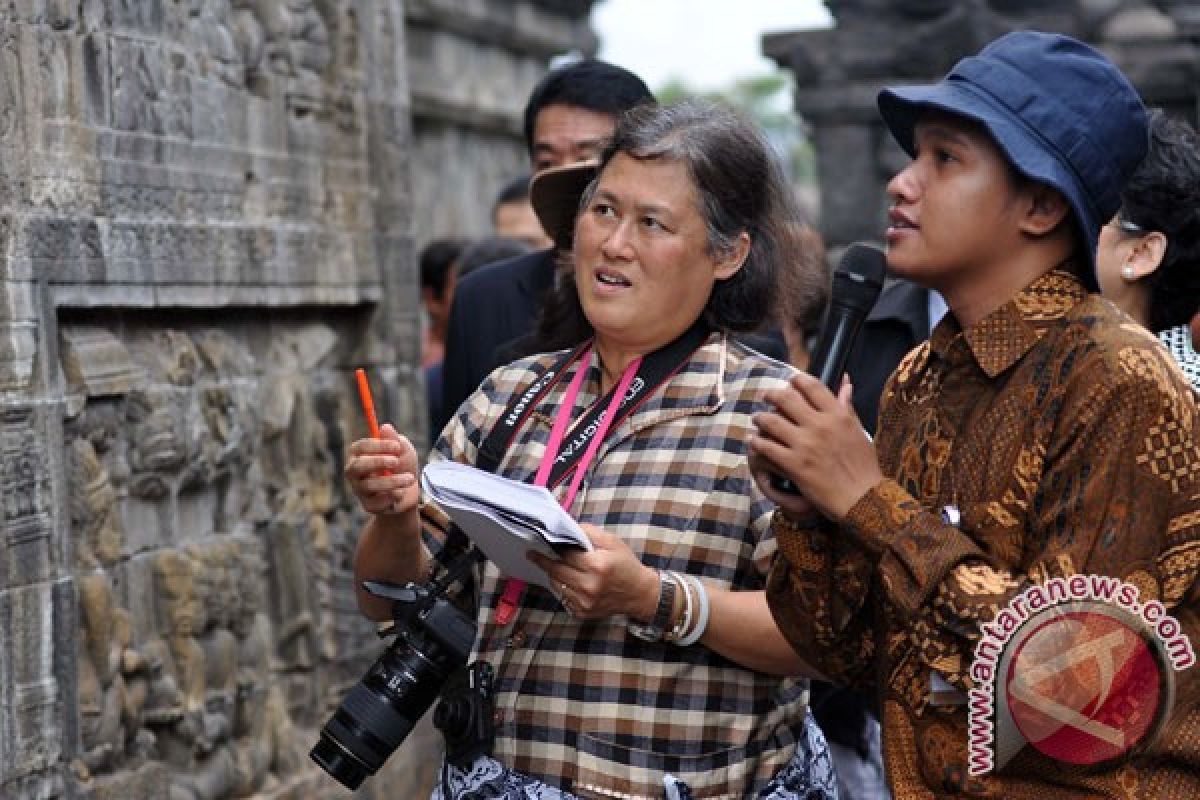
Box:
[310, 574, 480, 790]
[434, 661, 495, 767]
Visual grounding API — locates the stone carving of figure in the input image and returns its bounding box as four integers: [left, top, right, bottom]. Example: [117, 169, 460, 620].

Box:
[335, 3, 359, 75]
[243, 0, 331, 77]
[75, 568, 169, 784]
[229, 535, 306, 794]
[194, 331, 258, 478]
[125, 331, 218, 495]
[146, 549, 239, 800]
[0, 32, 21, 140]
[67, 435, 125, 569]
[193, 330, 265, 530]
[38, 30, 71, 119]
[112, 45, 164, 134]
[124, 388, 188, 499]
[76, 571, 129, 778]
[187, 540, 239, 744]
[189, 0, 246, 87]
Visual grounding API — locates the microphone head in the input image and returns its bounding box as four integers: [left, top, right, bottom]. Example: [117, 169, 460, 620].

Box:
[831, 243, 887, 315]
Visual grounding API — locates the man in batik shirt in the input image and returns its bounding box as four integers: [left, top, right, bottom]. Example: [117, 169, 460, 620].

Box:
[751, 30, 1200, 798]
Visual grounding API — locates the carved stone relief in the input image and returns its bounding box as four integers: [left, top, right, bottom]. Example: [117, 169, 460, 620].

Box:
[0, 2, 598, 797]
[59, 319, 363, 797]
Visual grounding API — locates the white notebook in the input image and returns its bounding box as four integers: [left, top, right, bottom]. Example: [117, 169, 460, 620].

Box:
[421, 461, 592, 589]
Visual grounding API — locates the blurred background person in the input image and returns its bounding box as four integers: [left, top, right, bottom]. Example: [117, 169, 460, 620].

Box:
[1096, 109, 1200, 391]
[779, 223, 830, 372]
[492, 174, 553, 250]
[419, 237, 469, 370]
[425, 235, 534, 434]
[437, 59, 656, 436]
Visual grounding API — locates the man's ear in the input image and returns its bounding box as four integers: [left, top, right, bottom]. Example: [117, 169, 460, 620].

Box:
[1019, 184, 1071, 237]
[714, 231, 751, 281]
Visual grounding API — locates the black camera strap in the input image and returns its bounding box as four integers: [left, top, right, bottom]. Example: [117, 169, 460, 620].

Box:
[475, 321, 710, 489]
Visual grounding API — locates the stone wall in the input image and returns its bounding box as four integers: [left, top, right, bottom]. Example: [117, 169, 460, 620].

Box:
[0, 0, 603, 797]
[0, 1, 419, 798]
[404, 0, 596, 247]
[766, 0, 1200, 254]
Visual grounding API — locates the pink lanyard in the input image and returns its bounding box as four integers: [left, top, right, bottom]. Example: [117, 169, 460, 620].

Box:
[495, 347, 643, 625]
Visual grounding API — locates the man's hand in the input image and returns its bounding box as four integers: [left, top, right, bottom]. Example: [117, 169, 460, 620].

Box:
[749, 373, 883, 521]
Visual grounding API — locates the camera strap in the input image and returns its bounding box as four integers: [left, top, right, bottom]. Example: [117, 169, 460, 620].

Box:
[479, 322, 710, 625]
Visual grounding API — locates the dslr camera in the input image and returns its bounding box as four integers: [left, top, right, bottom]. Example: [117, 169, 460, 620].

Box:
[310, 541, 493, 790]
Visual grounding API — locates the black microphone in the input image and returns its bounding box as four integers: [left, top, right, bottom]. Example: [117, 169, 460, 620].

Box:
[770, 243, 888, 495]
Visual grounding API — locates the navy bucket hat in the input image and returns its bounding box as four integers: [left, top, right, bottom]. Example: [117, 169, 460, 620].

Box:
[877, 30, 1148, 290]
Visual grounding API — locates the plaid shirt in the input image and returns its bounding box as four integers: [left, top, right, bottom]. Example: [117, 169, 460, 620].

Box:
[768, 271, 1200, 798]
[427, 333, 811, 800]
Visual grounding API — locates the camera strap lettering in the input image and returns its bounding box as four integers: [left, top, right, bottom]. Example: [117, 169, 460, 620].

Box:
[484, 322, 710, 625]
[475, 340, 591, 475]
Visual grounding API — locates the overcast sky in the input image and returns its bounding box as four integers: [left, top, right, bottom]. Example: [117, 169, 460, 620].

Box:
[590, 0, 833, 92]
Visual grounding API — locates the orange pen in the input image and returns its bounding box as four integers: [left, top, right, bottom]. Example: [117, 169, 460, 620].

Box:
[355, 368, 383, 439]
[354, 368, 392, 475]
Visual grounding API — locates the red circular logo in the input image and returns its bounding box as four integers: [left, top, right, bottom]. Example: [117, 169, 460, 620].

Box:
[1003, 606, 1170, 766]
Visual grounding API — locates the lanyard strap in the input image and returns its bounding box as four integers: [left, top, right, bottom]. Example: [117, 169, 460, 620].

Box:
[475, 340, 591, 475]
[496, 351, 640, 625]
[484, 322, 711, 625]
[537, 350, 642, 508]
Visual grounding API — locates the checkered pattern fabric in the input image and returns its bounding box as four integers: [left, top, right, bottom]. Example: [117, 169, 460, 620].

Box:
[426, 333, 816, 800]
[768, 270, 1200, 798]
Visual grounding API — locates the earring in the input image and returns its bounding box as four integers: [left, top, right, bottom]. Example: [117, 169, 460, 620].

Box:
[1122, 265, 1137, 282]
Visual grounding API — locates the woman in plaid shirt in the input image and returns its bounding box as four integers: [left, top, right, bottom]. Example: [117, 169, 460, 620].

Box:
[346, 100, 837, 799]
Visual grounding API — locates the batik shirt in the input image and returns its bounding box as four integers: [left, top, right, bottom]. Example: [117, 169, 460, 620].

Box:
[767, 270, 1200, 798]
[426, 333, 813, 800]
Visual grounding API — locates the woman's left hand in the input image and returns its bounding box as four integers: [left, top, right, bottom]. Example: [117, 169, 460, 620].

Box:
[528, 524, 659, 622]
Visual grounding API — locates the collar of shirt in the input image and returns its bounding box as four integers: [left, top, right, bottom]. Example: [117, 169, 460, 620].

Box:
[925, 268, 1087, 378]
[528, 331, 727, 440]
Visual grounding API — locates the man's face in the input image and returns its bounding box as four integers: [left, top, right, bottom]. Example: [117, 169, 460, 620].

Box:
[884, 110, 1032, 295]
[531, 103, 616, 172]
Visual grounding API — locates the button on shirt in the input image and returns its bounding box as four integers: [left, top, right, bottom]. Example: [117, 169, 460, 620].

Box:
[767, 270, 1200, 798]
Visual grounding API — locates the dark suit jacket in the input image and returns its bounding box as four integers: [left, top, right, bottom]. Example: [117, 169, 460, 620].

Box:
[845, 278, 932, 436]
[808, 277, 931, 755]
[438, 249, 557, 437]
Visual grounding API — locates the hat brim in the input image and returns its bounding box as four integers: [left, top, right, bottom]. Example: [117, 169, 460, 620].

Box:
[878, 82, 1101, 290]
[530, 161, 599, 250]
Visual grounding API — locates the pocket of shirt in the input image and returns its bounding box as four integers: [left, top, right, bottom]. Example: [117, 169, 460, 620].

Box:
[573, 730, 748, 800]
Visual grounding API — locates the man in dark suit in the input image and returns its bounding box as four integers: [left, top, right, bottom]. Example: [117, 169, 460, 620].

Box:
[436, 60, 655, 436]
[846, 276, 944, 435]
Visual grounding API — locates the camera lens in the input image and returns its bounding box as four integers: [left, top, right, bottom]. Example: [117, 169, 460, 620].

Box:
[310, 640, 456, 789]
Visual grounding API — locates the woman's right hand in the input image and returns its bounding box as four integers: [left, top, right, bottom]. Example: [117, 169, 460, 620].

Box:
[344, 423, 420, 516]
